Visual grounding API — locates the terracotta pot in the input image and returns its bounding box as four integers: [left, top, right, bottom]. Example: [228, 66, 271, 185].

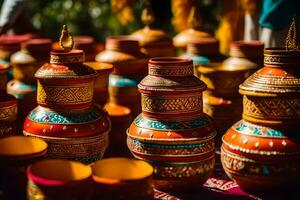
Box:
[91, 158, 153, 200]
[221, 48, 300, 191]
[0, 93, 17, 138]
[11, 38, 52, 84]
[173, 28, 212, 50]
[127, 57, 216, 191]
[23, 33, 111, 163]
[85, 62, 113, 106]
[130, 27, 176, 57]
[103, 102, 132, 157]
[108, 74, 142, 117]
[27, 159, 93, 200]
[0, 136, 47, 199]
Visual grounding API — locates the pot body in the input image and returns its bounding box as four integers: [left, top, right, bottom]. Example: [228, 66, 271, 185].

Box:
[23, 49, 110, 163]
[127, 58, 216, 191]
[221, 48, 300, 191]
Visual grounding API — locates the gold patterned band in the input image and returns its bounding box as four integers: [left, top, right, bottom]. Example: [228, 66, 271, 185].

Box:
[142, 93, 203, 114]
[148, 64, 194, 77]
[37, 82, 94, 105]
[0, 104, 17, 121]
[243, 96, 300, 120]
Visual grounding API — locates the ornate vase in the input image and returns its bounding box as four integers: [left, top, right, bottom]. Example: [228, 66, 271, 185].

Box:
[8, 39, 52, 129]
[103, 102, 132, 157]
[221, 47, 300, 190]
[198, 41, 264, 146]
[84, 62, 113, 106]
[127, 57, 216, 191]
[0, 93, 17, 138]
[181, 38, 225, 75]
[27, 159, 93, 200]
[0, 136, 47, 199]
[95, 36, 148, 117]
[91, 158, 154, 200]
[23, 26, 110, 163]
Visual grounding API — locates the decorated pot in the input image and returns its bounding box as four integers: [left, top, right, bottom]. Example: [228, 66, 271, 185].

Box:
[103, 102, 132, 157]
[181, 38, 225, 75]
[27, 159, 93, 200]
[91, 158, 153, 200]
[96, 36, 148, 117]
[85, 62, 113, 105]
[23, 26, 110, 163]
[197, 41, 264, 144]
[221, 47, 300, 191]
[127, 57, 216, 191]
[0, 93, 17, 137]
[0, 136, 47, 199]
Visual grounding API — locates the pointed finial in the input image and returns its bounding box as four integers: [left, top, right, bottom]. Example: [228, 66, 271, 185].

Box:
[59, 25, 74, 52]
[141, 1, 155, 28]
[187, 6, 202, 29]
[286, 16, 299, 51]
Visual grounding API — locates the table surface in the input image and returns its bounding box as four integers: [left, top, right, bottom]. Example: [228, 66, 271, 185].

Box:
[153, 152, 299, 200]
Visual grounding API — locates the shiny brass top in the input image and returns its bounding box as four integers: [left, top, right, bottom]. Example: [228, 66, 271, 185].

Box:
[286, 17, 299, 51]
[59, 25, 74, 52]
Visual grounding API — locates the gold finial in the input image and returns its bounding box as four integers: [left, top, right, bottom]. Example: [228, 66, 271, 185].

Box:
[141, 2, 155, 28]
[286, 16, 299, 51]
[59, 25, 74, 52]
[187, 6, 202, 29]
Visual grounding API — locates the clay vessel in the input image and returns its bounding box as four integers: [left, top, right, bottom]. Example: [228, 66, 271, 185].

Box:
[27, 159, 93, 200]
[198, 41, 264, 146]
[91, 158, 153, 200]
[0, 136, 47, 199]
[23, 26, 110, 163]
[221, 47, 300, 191]
[127, 57, 216, 191]
[0, 93, 17, 137]
[85, 62, 113, 106]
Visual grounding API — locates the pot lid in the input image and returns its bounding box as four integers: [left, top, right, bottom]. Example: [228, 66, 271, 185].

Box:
[130, 4, 172, 47]
[35, 25, 96, 79]
[240, 18, 300, 96]
[173, 7, 211, 48]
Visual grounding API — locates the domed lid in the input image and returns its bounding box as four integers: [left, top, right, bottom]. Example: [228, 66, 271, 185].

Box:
[240, 19, 300, 96]
[239, 48, 300, 96]
[173, 7, 211, 48]
[229, 40, 264, 58]
[130, 4, 172, 47]
[21, 38, 52, 54]
[187, 38, 219, 56]
[35, 25, 96, 79]
[139, 57, 206, 93]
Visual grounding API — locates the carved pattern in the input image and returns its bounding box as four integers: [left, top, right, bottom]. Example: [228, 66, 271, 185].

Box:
[152, 157, 215, 178]
[50, 54, 85, 64]
[221, 147, 300, 176]
[149, 64, 193, 76]
[127, 137, 215, 156]
[243, 96, 300, 119]
[0, 105, 17, 121]
[37, 82, 93, 105]
[142, 94, 202, 113]
[264, 55, 281, 64]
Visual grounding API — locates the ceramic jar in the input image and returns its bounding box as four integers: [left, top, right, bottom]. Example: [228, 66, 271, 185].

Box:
[91, 158, 153, 200]
[127, 57, 216, 191]
[130, 26, 176, 57]
[0, 93, 17, 137]
[198, 41, 264, 145]
[221, 48, 300, 191]
[103, 102, 132, 157]
[85, 62, 113, 106]
[96, 36, 148, 117]
[181, 38, 224, 75]
[23, 46, 110, 163]
[27, 159, 93, 200]
[0, 136, 47, 199]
